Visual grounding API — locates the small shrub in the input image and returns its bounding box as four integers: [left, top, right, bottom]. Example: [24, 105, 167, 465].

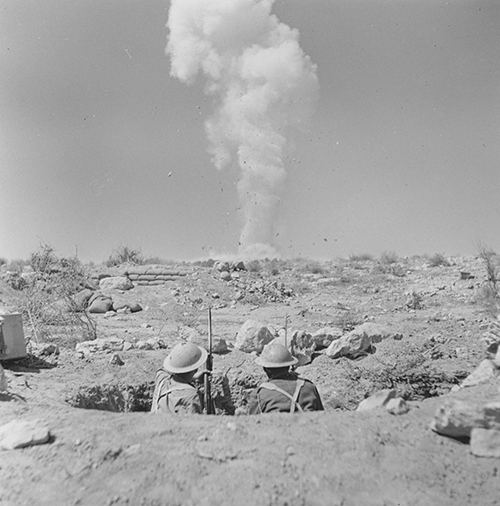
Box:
[379, 251, 399, 265]
[5, 258, 29, 273]
[428, 253, 450, 267]
[348, 253, 373, 262]
[479, 246, 499, 295]
[106, 246, 144, 267]
[301, 261, 326, 275]
[246, 260, 262, 273]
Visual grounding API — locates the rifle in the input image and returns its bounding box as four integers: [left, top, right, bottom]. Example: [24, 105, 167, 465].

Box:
[204, 307, 214, 414]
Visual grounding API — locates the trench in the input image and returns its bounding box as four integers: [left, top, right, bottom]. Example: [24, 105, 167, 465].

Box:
[66, 369, 466, 414]
[66, 373, 257, 415]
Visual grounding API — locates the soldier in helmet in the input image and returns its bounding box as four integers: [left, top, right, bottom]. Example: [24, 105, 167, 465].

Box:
[151, 342, 210, 414]
[249, 342, 324, 414]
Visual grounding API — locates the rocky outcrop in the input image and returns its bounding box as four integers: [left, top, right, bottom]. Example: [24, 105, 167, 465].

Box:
[99, 276, 133, 291]
[235, 320, 274, 354]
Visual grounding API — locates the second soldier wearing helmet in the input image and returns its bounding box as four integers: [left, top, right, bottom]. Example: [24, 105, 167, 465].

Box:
[249, 342, 324, 414]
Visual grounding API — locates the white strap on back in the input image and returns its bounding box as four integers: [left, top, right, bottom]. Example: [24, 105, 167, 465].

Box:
[259, 379, 305, 413]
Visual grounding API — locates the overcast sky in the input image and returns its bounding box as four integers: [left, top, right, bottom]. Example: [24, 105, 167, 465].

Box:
[1, 0, 499, 261]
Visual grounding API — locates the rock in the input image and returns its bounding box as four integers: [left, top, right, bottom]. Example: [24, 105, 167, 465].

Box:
[123, 342, 134, 351]
[460, 360, 498, 388]
[187, 332, 229, 354]
[215, 261, 230, 272]
[75, 338, 124, 354]
[0, 364, 7, 392]
[311, 327, 343, 349]
[112, 301, 142, 313]
[33, 343, 60, 356]
[470, 428, 500, 458]
[71, 288, 94, 311]
[99, 276, 133, 291]
[136, 340, 153, 350]
[220, 271, 231, 281]
[325, 327, 373, 359]
[386, 397, 410, 415]
[357, 389, 397, 411]
[431, 400, 488, 439]
[104, 311, 116, 318]
[235, 320, 274, 354]
[88, 296, 113, 314]
[230, 271, 240, 280]
[0, 419, 51, 450]
[109, 353, 124, 366]
[351, 322, 402, 344]
[141, 323, 153, 329]
[232, 261, 246, 271]
[484, 402, 500, 428]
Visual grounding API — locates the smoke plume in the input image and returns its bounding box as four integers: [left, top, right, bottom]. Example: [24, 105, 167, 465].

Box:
[167, 0, 318, 258]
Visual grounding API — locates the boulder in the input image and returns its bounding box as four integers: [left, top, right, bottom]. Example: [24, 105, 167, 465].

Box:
[0, 419, 51, 450]
[0, 364, 7, 392]
[357, 389, 396, 411]
[484, 402, 500, 428]
[75, 337, 124, 354]
[386, 397, 410, 415]
[460, 360, 498, 388]
[136, 340, 154, 350]
[311, 327, 343, 349]
[350, 322, 402, 344]
[99, 276, 133, 291]
[325, 328, 373, 359]
[431, 400, 487, 439]
[220, 271, 231, 281]
[235, 320, 274, 354]
[71, 288, 94, 311]
[88, 295, 113, 314]
[470, 428, 500, 458]
[215, 261, 230, 272]
[187, 332, 229, 355]
[112, 301, 143, 313]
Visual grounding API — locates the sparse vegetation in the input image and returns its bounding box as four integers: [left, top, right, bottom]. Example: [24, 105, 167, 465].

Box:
[477, 246, 499, 316]
[427, 253, 450, 267]
[379, 251, 399, 265]
[106, 246, 144, 267]
[348, 253, 373, 262]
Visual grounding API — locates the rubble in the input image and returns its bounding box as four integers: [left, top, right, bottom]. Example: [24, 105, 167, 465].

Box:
[0, 419, 51, 450]
[75, 337, 125, 355]
[311, 327, 343, 348]
[385, 397, 410, 415]
[31, 343, 60, 356]
[460, 360, 498, 388]
[109, 353, 125, 366]
[235, 320, 274, 353]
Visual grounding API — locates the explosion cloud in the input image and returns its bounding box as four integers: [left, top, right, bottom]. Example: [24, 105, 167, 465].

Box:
[167, 0, 318, 258]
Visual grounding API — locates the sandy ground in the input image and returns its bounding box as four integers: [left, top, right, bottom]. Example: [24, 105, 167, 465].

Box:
[1, 256, 500, 505]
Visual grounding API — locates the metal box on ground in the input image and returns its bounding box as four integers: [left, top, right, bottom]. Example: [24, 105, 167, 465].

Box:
[0, 313, 27, 360]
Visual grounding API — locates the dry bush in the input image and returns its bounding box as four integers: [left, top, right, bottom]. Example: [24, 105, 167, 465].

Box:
[427, 253, 450, 267]
[106, 246, 144, 267]
[348, 253, 373, 262]
[246, 260, 262, 272]
[299, 260, 327, 275]
[477, 246, 499, 316]
[15, 245, 96, 345]
[379, 251, 399, 265]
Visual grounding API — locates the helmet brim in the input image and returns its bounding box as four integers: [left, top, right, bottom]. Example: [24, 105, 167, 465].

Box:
[255, 356, 298, 368]
[163, 346, 208, 374]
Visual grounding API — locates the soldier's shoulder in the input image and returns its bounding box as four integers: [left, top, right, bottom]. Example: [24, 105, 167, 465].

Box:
[297, 377, 318, 388]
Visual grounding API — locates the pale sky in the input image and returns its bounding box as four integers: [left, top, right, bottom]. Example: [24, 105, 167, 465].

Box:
[1, 0, 499, 261]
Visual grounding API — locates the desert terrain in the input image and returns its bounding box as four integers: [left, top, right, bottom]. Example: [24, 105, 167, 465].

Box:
[1, 251, 499, 505]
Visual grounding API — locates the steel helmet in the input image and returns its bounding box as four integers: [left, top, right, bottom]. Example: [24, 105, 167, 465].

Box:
[255, 342, 298, 368]
[163, 342, 208, 374]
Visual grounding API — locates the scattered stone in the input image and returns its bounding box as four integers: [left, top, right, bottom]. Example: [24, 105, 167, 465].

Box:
[187, 332, 229, 354]
[484, 402, 500, 428]
[220, 271, 231, 281]
[431, 400, 487, 439]
[230, 272, 240, 280]
[357, 389, 397, 412]
[386, 397, 410, 415]
[104, 311, 116, 318]
[99, 276, 133, 291]
[0, 419, 51, 450]
[470, 428, 500, 458]
[123, 342, 134, 352]
[71, 288, 94, 311]
[129, 303, 142, 313]
[136, 340, 153, 350]
[215, 261, 230, 272]
[235, 320, 274, 354]
[235, 291, 244, 301]
[460, 360, 498, 388]
[311, 327, 343, 348]
[141, 323, 152, 329]
[75, 338, 124, 354]
[109, 353, 124, 366]
[32, 343, 60, 356]
[460, 271, 474, 280]
[353, 322, 403, 344]
[0, 364, 7, 392]
[88, 295, 113, 314]
[232, 261, 246, 271]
